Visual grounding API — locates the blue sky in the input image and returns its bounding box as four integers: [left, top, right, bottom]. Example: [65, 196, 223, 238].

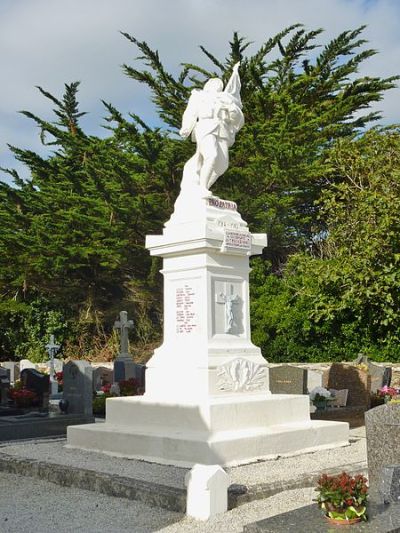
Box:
[1, 0, 400, 184]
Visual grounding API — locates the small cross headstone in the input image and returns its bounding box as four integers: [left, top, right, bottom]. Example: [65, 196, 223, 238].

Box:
[114, 311, 133, 359]
[113, 311, 140, 383]
[215, 283, 240, 333]
[45, 334, 61, 397]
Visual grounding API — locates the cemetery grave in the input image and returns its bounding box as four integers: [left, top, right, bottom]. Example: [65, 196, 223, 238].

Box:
[0, 361, 95, 442]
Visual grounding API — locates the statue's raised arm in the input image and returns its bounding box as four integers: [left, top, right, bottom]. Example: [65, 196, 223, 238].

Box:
[179, 62, 244, 194]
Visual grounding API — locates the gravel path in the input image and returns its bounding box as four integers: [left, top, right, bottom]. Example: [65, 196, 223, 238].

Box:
[0, 471, 316, 533]
[0, 426, 366, 490]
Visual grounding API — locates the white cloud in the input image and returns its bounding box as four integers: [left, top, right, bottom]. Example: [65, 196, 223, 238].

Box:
[1, 0, 399, 183]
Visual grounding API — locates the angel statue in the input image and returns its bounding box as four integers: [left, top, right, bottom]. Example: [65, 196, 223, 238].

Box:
[179, 62, 244, 194]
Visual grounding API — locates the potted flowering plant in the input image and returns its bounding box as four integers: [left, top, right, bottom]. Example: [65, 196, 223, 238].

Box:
[310, 387, 332, 410]
[315, 472, 368, 525]
[377, 386, 397, 404]
[9, 388, 37, 408]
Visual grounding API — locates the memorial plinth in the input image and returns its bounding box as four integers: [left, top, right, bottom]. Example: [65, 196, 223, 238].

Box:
[67, 190, 348, 466]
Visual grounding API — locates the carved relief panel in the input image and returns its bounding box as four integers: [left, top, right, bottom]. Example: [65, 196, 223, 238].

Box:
[213, 279, 244, 336]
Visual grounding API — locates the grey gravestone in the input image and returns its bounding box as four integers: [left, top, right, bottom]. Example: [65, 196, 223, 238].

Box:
[93, 366, 113, 391]
[369, 362, 392, 393]
[365, 404, 400, 502]
[63, 361, 93, 416]
[0, 367, 10, 381]
[20, 368, 50, 410]
[307, 369, 323, 393]
[382, 465, 400, 504]
[269, 365, 307, 395]
[0, 362, 19, 383]
[19, 359, 36, 372]
[0, 374, 10, 405]
[325, 363, 370, 408]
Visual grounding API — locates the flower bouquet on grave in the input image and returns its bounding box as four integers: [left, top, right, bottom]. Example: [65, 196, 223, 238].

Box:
[377, 386, 397, 404]
[315, 472, 368, 525]
[309, 387, 332, 410]
[9, 387, 37, 408]
[55, 371, 63, 392]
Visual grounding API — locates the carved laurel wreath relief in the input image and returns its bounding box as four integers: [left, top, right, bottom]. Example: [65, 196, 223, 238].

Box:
[217, 358, 265, 392]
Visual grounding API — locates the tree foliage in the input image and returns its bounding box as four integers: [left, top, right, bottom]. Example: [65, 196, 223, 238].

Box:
[0, 26, 399, 362]
[251, 129, 400, 361]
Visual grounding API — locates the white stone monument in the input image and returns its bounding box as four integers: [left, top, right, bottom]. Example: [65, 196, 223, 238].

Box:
[67, 64, 348, 466]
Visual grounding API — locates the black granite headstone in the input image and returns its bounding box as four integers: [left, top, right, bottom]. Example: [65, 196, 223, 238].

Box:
[20, 368, 50, 409]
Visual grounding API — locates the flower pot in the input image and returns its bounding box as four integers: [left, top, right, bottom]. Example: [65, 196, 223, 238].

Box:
[325, 516, 362, 526]
[313, 399, 327, 410]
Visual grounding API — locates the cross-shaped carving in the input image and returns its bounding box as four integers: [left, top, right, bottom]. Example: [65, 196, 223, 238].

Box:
[216, 283, 240, 333]
[114, 311, 134, 358]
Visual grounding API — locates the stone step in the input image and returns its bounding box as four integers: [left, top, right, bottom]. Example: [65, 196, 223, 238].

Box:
[67, 418, 348, 467]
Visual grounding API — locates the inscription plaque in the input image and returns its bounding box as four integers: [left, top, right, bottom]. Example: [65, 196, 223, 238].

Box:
[176, 283, 198, 334]
[222, 230, 251, 251]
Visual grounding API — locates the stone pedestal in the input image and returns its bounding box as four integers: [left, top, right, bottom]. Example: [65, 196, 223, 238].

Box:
[68, 191, 348, 466]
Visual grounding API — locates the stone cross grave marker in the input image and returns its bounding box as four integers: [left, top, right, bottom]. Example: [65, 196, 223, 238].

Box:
[269, 365, 307, 395]
[114, 311, 133, 359]
[63, 361, 93, 416]
[215, 283, 240, 333]
[45, 334, 61, 396]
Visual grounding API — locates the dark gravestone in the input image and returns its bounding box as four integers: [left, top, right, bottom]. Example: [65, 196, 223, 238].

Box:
[269, 365, 307, 395]
[324, 363, 371, 408]
[113, 359, 137, 382]
[0, 374, 10, 405]
[20, 368, 49, 410]
[0, 367, 10, 381]
[0, 362, 19, 383]
[93, 366, 113, 392]
[63, 361, 93, 416]
[133, 363, 146, 393]
[369, 362, 392, 393]
[365, 404, 400, 503]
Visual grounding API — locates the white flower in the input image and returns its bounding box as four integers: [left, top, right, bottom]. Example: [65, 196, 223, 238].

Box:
[309, 386, 331, 400]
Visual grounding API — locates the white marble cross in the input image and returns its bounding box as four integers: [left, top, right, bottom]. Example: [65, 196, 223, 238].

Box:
[114, 311, 134, 358]
[45, 334, 60, 395]
[216, 283, 240, 333]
